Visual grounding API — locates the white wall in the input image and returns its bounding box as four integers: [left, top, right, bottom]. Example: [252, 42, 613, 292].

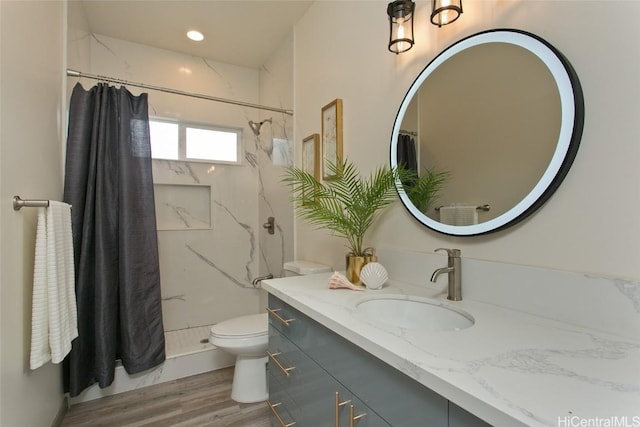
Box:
[0, 1, 66, 425]
[293, 1, 640, 281]
[67, 0, 90, 74]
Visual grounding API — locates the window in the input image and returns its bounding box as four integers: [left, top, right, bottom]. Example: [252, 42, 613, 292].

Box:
[149, 121, 179, 160]
[149, 118, 241, 164]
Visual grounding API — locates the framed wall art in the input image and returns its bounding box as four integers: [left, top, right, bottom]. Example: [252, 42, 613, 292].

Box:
[302, 133, 320, 180]
[321, 98, 343, 179]
[301, 133, 320, 204]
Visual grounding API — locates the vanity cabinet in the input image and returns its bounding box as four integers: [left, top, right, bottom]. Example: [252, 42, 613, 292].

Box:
[268, 327, 390, 426]
[267, 294, 488, 427]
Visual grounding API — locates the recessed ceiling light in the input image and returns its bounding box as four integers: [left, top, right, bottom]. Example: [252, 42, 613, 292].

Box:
[186, 30, 204, 42]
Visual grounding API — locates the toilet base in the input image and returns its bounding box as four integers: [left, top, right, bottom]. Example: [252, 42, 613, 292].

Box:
[230, 354, 268, 403]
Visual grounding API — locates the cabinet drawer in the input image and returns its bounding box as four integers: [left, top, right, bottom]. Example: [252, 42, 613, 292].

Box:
[269, 328, 335, 406]
[266, 391, 296, 427]
[269, 379, 391, 427]
[311, 327, 448, 427]
[267, 296, 315, 346]
[268, 327, 390, 427]
[333, 388, 392, 427]
[268, 328, 338, 426]
[268, 295, 448, 427]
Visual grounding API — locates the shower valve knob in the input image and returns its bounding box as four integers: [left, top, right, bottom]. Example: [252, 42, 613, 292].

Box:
[263, 217, 275, 235]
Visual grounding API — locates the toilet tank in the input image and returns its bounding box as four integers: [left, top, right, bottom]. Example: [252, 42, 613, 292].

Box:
[283, 260, 332, 277]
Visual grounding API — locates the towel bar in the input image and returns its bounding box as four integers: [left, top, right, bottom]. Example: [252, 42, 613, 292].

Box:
[434, 204, 490, 212]
[13, 195, 50, 211]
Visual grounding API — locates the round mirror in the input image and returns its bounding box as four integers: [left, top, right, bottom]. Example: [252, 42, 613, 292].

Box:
[390, 29, 584, 236]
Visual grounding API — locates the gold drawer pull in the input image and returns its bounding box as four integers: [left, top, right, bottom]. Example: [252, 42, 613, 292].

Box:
[267, 351, 296, 377]
[266, 400, 296, 427]
[334, 392, 351, 427]
[267, 307, 295, 326]
[349, 404, 366, 427]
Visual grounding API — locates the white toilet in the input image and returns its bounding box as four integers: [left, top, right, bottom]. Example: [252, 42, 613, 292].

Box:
[210, 313, 269, 403]
[282, 260, 333, 277]
[210, 261, 331, 403]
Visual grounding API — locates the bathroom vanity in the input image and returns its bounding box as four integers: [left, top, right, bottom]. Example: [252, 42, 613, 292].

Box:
[266, 291, 487, 426]
[262, 26, 637, 427]
[262, 266, 640, 427]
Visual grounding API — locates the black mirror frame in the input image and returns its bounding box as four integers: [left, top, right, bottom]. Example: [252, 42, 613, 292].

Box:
[390, 28, 584, 236]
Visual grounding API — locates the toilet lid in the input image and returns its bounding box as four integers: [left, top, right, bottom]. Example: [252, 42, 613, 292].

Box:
[210, 313, 268, 338]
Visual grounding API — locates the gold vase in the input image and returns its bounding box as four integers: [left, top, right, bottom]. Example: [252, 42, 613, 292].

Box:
[346, 254, 367, 286]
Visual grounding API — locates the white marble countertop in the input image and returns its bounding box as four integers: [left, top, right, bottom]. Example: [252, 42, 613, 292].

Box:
[262, 273, 640, 427]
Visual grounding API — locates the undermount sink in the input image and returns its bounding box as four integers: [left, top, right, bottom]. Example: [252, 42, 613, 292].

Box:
[356, 295, 474, 331]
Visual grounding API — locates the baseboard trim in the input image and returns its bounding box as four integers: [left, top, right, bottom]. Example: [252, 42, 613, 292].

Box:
[51, 395, 69, 427]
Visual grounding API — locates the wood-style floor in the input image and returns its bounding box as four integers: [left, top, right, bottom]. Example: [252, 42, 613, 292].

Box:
[62, 368, 272, 427]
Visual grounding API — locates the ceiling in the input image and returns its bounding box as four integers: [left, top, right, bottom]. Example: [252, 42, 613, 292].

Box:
[79, 1, 314, 69]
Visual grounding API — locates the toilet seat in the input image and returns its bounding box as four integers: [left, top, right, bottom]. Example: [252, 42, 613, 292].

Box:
[210, 313, 267, 339]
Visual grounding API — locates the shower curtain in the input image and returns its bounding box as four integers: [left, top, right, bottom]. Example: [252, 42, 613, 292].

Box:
[397, 134, 418, 175]
[397, 134, 418, 186]
[63, 83, 165, 397]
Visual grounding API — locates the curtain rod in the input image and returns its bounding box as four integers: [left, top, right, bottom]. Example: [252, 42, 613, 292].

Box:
[66, 69, 294, 116]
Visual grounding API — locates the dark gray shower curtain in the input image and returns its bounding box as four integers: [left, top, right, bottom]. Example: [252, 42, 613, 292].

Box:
[397, 134, 418, 175]
[63, 83, 165, 397]
[397, 134, 418, 187]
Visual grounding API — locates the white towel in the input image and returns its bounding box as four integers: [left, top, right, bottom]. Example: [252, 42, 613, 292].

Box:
[30, 201, 78, 369]
[439, 205, 478, 226]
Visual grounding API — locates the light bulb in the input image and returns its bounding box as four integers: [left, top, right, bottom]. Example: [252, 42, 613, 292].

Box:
[186, 30, 204, 42]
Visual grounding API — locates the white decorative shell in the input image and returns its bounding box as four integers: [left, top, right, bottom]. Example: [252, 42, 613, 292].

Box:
[360, 262, 388, 290]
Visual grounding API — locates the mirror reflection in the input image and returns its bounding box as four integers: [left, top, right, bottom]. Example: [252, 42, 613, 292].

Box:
[391, 29, 583, 236]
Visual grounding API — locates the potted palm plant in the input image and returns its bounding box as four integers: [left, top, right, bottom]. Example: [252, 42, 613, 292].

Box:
[283, 158, 447, 285]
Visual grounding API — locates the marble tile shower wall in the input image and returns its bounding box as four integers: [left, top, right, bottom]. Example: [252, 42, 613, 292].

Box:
[67, 32, 293, 331]
[257, 32, 295, 294]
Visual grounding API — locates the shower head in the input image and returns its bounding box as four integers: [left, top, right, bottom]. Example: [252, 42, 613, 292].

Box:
[248, 118, 272, 136]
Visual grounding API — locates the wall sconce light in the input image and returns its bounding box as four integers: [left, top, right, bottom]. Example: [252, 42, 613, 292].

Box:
[430, 0, 463, 27]
[387, 0, 415, 54]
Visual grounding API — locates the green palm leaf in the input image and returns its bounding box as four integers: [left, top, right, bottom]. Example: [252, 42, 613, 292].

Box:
[282, 158, 447, 256]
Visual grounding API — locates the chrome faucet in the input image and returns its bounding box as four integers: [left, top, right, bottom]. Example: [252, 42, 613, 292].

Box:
[430, 248, 462, 301]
